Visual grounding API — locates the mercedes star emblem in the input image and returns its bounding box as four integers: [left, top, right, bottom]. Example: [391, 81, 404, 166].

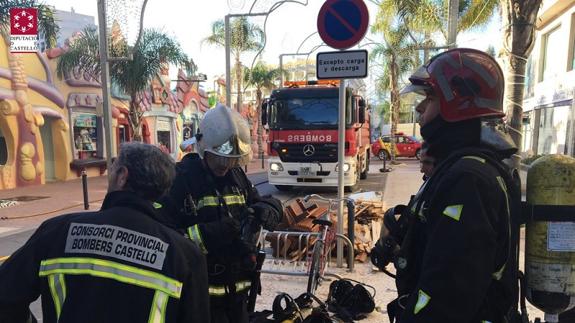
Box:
[303, 144, 315, 156]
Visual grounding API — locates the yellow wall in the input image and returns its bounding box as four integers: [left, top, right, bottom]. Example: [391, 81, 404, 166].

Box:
[0, 40, 8, 68]
[0, 35, 76, 188]
[21, 53, 47, 81]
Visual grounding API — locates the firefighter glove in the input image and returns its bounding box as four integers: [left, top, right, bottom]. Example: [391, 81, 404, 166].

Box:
[252, 198, 283, 231]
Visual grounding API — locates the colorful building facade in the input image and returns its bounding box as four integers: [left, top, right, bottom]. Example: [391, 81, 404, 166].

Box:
[0, 36, 210, 189]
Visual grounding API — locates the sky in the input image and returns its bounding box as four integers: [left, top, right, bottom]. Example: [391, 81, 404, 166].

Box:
[42, 0, 501, 95]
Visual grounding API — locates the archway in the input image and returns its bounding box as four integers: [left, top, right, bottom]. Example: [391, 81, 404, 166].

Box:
[0, 100, 16, 189]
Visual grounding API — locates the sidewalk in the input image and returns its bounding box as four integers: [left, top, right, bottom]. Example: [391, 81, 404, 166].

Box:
[0, 157, 269, 237]
[381, 161, 529, 208]
[379, 161, 423, 208]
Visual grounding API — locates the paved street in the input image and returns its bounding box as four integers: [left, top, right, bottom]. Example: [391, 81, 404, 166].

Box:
[0, 156, 413, 322]
[0, 157, 546, 322]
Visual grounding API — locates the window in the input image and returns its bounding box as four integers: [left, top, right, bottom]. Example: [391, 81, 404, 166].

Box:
[156, 117, 172, 153]
[0, 128, 6, 165]
[525, 58, 535, 97]
[537, 105, 570, 154]
[118, 125, 128, 145]
[540, 26, 561, 82]
[270, 98, 340, 129]
[72, 113, 98, 160]
[569, 14, 575, 71]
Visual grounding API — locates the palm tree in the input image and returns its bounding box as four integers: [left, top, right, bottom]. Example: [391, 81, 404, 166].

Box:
[391, 0, 543, 170]
[388, 0, 499, 41]
[244, 61, 281, 160]
[56, 27, 194, 141]
[379, 0, 497, 64]
[203, 17, 264, 112]
[500, 0, 542, 169]
[371, 25, 417, 162]
[1, 0, 59, 186]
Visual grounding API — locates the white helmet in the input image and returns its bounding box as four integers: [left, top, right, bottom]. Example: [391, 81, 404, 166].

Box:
[181, 103, 251, 167]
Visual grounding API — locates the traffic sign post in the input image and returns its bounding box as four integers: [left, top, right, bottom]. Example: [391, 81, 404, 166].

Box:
[317, 0, 369, 268]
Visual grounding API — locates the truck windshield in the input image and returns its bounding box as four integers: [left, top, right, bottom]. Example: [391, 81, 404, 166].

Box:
[269, 98, 349, 129]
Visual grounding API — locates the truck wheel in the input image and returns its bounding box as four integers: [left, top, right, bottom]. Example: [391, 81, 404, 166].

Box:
[360, 155, 369, 180]
[378, 150, 390, 161]
[274, 185, 292, 192]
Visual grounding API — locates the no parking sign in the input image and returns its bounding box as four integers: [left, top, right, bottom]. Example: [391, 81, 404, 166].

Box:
[317, 0, 369, 50]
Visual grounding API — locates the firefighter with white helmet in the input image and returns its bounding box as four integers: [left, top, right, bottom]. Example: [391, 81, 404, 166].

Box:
[371, 48, 521, 322]
[158, 104, 282, 323]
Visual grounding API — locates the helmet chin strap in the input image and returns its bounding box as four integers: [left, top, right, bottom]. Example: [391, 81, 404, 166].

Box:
[420, 115, 447, 143]
[422, 116, 481, 161]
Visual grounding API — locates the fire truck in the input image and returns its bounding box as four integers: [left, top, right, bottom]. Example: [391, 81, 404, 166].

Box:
[261, 80, 370, 192]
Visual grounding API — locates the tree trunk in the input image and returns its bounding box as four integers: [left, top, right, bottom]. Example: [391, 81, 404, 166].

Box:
[389, 56, 400, 163]
[256, 88, 263, 160]
[129, 93, 143, 142]
[235, 54, 242, 113]
[423, 31, 431, 62]
[501, 0, 542, 169]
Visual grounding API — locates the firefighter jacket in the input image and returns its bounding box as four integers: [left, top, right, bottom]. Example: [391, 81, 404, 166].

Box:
[395, 147, 516, 323]
[156, 153, 282, 299]
[0, 191, 210, 323]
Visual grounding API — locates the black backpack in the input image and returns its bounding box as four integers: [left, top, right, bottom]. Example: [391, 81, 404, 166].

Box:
[326, 279, 376, 321]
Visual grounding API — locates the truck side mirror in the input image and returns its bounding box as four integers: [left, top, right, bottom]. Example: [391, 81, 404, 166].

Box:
[358, 106, 366, 124]
[261, 100, 268, 126]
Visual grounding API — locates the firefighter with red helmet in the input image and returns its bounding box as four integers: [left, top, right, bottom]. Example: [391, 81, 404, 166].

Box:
[156, 104, 282, 323]
[371, 48, 520, 322]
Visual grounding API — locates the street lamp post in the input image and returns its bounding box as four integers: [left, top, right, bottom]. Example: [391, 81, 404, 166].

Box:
[412, 105, 416, 136]
[97, 0, 147, 176]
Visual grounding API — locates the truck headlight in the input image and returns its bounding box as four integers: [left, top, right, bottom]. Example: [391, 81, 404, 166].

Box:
[335, 163, 351, 172]
[270, 162, 284, 171]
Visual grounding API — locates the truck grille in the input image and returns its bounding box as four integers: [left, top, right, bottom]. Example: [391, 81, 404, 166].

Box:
[274, 143, 347, 163]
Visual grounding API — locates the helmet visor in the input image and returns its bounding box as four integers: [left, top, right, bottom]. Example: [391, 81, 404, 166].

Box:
[212, 136, 251, 158]
[400, 84, 432, 96]
[205, 151, 250, 171]
[400, 65, 432, 96]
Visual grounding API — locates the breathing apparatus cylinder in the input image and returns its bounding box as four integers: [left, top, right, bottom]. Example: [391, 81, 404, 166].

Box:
[525, 155, 575, 322]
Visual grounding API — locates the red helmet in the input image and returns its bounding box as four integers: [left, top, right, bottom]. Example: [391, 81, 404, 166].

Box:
[401, 48, 505, 122]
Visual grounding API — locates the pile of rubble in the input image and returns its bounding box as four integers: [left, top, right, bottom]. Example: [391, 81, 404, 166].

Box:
[265, 192, 385, 263]
[351, 193, 385, 262]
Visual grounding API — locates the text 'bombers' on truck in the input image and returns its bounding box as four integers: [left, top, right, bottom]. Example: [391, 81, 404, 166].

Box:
[260, 80, 370, 192]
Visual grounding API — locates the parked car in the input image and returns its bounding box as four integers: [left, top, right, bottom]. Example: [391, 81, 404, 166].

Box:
[371, 133, 422, 160]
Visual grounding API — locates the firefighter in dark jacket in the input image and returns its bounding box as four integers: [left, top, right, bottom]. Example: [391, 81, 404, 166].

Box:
[371, 48, 519, 323]
[157, 104, 283, 323]
[0, 142, 210, 323]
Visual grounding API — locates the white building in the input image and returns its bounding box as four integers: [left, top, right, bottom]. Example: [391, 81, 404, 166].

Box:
[38, 7, 96, 52]
[522, 0, 575, 157]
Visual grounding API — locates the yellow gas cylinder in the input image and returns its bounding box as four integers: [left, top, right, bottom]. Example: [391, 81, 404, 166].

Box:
[525, 154, 575, 322]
